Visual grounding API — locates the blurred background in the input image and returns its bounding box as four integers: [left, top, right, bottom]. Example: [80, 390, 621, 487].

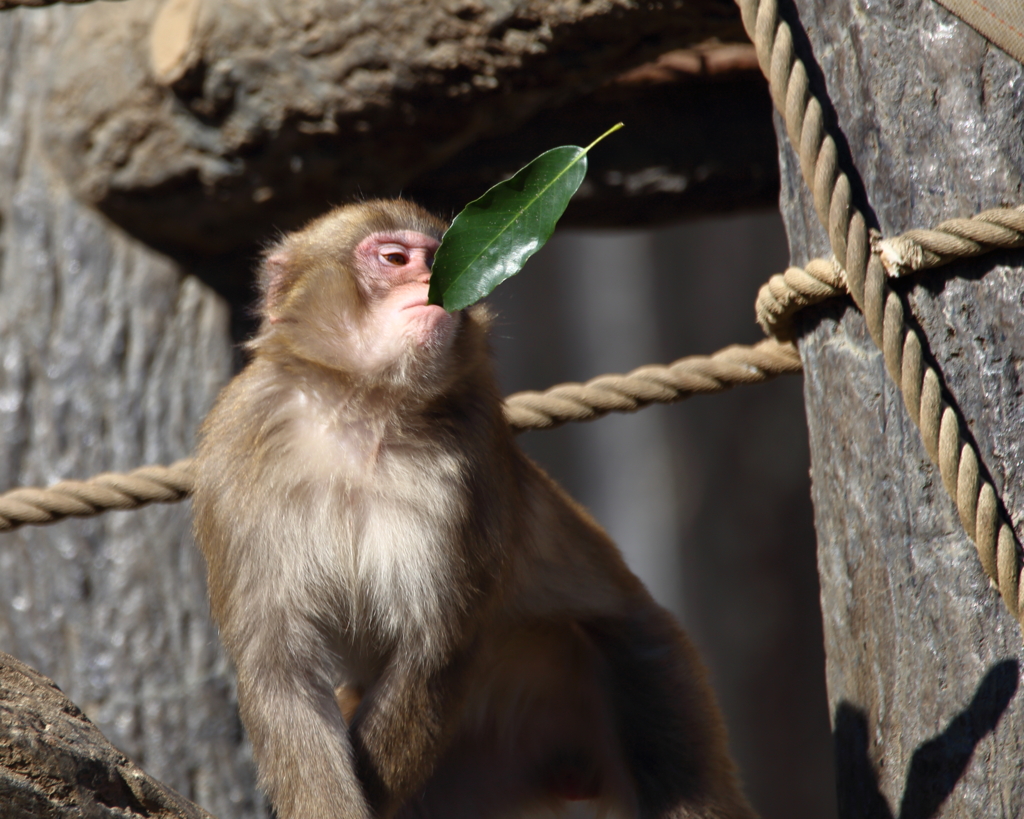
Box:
[489, 214, 833, 819]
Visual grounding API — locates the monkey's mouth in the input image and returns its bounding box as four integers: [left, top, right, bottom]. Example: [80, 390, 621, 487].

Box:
[403, 302, 449, 317]
[400, 297, 457, 350]
[400, 291, 451, 317]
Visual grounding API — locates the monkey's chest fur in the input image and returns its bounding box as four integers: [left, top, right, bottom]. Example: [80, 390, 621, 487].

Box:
[245, 392, 469, 677]
[202, 380, 471, 687]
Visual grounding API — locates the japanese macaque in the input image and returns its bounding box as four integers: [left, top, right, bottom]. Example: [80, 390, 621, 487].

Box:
[191, 199, 758, 819]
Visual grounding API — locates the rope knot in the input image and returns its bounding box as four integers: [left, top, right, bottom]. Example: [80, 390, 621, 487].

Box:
[877, 235, 926, 277]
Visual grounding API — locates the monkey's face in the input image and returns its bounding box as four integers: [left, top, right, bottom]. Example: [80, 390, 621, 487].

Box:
[263, 220, 461, 384]
[347, 228, 458, 369]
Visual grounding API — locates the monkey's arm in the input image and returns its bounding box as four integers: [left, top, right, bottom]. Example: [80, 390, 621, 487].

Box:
[229, 609, 373, 819]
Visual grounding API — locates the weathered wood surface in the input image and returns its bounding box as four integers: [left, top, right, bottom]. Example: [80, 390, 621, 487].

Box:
[38, 0, 770, 271]
[0, 653, 214, 819]
[0, 8, 249, 817]
[778, 1, 1024, 815]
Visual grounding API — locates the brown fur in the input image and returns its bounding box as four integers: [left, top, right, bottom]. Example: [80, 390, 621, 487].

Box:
[192, 199, 758, 819]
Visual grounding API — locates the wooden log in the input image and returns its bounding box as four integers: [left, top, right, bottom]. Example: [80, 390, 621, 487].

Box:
[35, 0, 767, 266]
[776, 0, 1024, 815]
[0, 8, 247, 815]
[0, 652, 214, 819]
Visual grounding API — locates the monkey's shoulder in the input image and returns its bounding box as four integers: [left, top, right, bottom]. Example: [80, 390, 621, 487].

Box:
[194, 359, 472, 539]
[490, 455, 647, 620]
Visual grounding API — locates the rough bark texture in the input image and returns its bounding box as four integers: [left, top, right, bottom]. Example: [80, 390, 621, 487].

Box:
[0, 653, 213, 819]
[0, 8, 249, 818]
[777, 1, 1024, 816]
[37, 0, 761, 259]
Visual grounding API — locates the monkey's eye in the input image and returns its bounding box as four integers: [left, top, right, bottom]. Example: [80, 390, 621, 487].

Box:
[383, 252, 408, 266]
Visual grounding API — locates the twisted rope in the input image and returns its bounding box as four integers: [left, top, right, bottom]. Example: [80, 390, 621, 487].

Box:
[877, 206, 1024, 276]
[737, 0, 1024, 623]
[0, 460, 194, 532]
[0, 339, 801, 532]
[504, 337, 800, 430]
[755, 258, 845, 340]
[755, 205, 1024, 340]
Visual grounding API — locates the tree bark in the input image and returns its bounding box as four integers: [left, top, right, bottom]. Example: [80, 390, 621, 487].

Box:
[37, 0, 768, 267]
[0, 652, 213, 819]
[0, 8, 249, 817]
[777, 1, 1024, 816]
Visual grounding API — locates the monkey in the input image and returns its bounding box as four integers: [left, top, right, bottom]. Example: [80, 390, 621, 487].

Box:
[191, 199, 758, 819]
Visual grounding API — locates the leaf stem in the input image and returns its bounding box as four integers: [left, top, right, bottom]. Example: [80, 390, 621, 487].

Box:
[582, 122, 624, 154]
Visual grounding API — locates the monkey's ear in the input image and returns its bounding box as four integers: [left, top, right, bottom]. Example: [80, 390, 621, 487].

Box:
[261, 251, 292, 323]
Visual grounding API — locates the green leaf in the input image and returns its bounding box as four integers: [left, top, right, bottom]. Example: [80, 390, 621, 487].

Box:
[428, 123, 624, 311]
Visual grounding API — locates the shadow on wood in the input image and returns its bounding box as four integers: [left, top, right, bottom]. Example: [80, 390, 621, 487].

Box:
[833, 659, 1019, 819]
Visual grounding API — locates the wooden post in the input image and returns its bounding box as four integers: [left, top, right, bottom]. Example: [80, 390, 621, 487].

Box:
[776, 1, 1024, 815]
